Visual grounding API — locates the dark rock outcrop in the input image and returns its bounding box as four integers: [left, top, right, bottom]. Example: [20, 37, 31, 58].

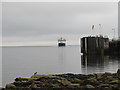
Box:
[4, 69, 120, 90]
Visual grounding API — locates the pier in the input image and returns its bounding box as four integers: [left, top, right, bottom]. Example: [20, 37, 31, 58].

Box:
[81, 36, 120, 55]
[109, 40, 120, 55]
[81, 36, 109, 55]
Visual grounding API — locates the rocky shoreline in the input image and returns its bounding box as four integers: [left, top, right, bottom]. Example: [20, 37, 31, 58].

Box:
[1, 69, 120, 90]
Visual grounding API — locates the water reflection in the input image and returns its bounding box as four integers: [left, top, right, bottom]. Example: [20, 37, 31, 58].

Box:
[2, 46, 119, 87]
[58, 47, 66, 65]
[81, 55, 108, 67]
[109, 55, 120, 69]
[81, 54, 119, 74]
[109, 55, 120, 60]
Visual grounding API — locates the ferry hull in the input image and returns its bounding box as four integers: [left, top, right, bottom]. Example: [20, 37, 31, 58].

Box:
[58, 43, 66, 47]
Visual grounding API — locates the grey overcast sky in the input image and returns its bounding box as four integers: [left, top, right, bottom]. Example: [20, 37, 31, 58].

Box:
[2, 2, 118, 46]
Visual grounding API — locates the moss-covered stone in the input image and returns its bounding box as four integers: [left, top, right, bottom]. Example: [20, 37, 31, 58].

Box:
[4, 69, 120, 90]
[15, 77, 29, 81]
[85, 84, 95, 89]
[109, 80, 119, 84]
[13, 81, 32, 87]
[99, 84, 110, 88]
[6, 83, 16, 89]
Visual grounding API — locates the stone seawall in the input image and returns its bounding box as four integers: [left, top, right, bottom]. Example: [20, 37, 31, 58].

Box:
[1, 69, 120, 90]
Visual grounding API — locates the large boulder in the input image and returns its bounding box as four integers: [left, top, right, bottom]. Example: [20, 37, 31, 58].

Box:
[80, 78, 99, 86]
[6, 83, 16, 89]
[13, 81, 32, 87]
[85, 84, 95, 89]
[15, 77, 29, 81]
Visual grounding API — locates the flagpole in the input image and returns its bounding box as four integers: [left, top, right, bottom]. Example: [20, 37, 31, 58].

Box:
[99, 24, 101, 36]
[91, 25, 95, 36]
[112, 28, 115, 39]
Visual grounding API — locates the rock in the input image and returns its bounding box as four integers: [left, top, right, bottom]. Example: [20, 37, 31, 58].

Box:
[67, 83, 80, 88]
[102, 72, 112, 78]
[99, 84, 110, 88]
[94, 73, 103, 79]
[4, 69, 120, 89]
[77, 74, 88, 80]
[109, 80, 119, 84]
[49, 83, 60, 88]
[6, 83, 16, 89]
[31, 75, 58, 79]
[0, 88, 6, 90]
[70, 83, 80, 87]
[70, 78, 83, 83]
[57, 79, 72, 86]
[29, 83, 37, 88]
[81, 78, 99, 86]
[110, 84, 119, 89]
[15, 77, 29, 81]
[34, 81, 43, 84]
[14, 81, 32, 87]
[85, 84, 95, 89]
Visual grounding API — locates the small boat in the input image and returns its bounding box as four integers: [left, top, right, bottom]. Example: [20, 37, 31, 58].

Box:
[58, 37, 66, 47]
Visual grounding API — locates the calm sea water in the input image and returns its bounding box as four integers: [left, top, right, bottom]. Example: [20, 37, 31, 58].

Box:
[2, 46, 120, 87]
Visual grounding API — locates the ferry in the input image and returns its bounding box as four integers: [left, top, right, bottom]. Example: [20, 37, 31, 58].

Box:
[58, 37, 66, 47]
